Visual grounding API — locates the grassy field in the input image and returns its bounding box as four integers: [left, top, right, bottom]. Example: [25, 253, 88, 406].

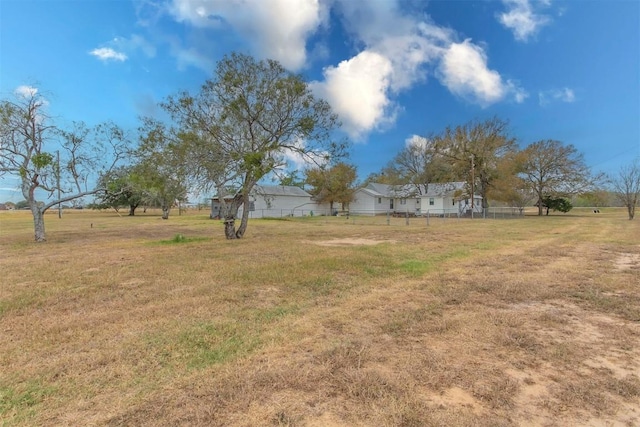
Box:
[1, 208, 639, 426]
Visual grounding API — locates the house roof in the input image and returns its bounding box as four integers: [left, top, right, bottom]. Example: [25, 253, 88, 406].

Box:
[362, 182, 471, 198]
[213, 184, 311, 200]
[253, 185, 311, 197]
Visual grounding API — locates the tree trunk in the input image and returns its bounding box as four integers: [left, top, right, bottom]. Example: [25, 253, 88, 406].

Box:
[537, 197, 544, 216]
[161, 204, 170, 220]
[221, 196, 243, 239]
[479, 179, 490, 210]
[224, 218, 237, 239]
[235, 194, 252, 238]
[32, 206, 46, 242]
[128, 205, 136, 216]
[628, 205, 635, 220]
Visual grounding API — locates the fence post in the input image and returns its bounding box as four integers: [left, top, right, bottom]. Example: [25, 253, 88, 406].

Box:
[405, 211, 409, 225]
[387, 211, 390, 225]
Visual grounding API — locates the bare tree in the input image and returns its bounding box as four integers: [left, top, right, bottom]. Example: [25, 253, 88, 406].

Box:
[385, 136, 451, 196]
[611, 159, 640, 220]
[0, 88, 129, 241]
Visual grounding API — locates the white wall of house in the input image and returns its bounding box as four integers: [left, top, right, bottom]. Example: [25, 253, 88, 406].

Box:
[350, 189, 389, 215]
[350, 182, 482, 216]
[247, 193, 329, 218]
[211, 185, 332, 219]
[211, 182, 483, 219]
[418, 195, 482, 215]
[420, 195, 457, 214]
[394, 197, 422, 215]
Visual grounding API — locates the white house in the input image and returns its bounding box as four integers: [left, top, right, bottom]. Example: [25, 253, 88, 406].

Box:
[211, 185, 331, 219]
[349, 182, 482, 216]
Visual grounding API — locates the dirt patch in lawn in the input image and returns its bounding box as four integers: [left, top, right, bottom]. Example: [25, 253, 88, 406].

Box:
[614, 252, 640, 271]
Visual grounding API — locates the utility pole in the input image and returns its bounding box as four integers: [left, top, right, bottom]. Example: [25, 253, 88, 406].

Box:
[470, 154, 475, 219]
[57, 150, 62, 219]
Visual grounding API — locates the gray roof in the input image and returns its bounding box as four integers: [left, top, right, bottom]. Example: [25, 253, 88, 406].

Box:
[252, 185, 311, 197]
[362, 182, 470, 198]
[212, 184, 311, 200]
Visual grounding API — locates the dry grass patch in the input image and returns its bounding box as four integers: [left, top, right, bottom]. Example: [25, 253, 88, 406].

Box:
[1, 209, 639, 426]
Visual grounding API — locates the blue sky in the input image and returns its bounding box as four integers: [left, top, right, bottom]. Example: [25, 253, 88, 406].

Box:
[1, 0, 639, 202]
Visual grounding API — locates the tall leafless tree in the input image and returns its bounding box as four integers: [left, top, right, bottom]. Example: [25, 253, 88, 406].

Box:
[384, 136, 451, 196]
[0, 88, 129, 241]
[611, 159, 640, 220]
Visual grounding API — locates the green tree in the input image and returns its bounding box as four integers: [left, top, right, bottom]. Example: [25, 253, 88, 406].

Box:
[610, 159, 640, 220]
[488, 151, 533, 214]
[573, 189, 611, 208]
[519, 140, 593, 216]
[135, 118, 189, 220]
[541, 195, 573, 215]
[0, 88, 129, 241]
[278, 170, 305, 188]
[305, 162, 357, 212]
[15, 200, 29, 209]
[96, 166, 144, 215]
[163, 52, 345, 239]
[433, 117, 517, 212]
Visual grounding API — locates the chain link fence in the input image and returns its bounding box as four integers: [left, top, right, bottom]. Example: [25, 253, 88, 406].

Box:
[244, 206, 529, 224]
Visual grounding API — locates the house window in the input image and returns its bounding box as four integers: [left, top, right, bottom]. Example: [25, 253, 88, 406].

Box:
[249, 201, 255, 211]
[400, 199, 406, 205]
[378, 197, 382, 204]
[429, 198, 434, 206]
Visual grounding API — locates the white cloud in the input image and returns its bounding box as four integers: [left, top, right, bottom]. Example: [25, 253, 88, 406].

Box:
[169, 0, 327, 70]
[278, 138, 329, 171]
[539, 87, 576, 106]
[14, 85, 49, 107]
[498, 0, 551, 42]
[13, 85, 48, 121]
[511, 83, 529, 103]
[308, 1, 454, 139]
[14, 85, 39, 98]
[90, 35, 155, 64]
[113, 35, 157, 58]
[437, 40, 526, 106]
[316, 1, 524, 136]
[405, 135, 430, 149]
[172, 44, 214, 72]
[89, 47, 128, 62]
[163, 0, 528, 138]
[334, 2, 450, 92]
[310, 51, 397, 140]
